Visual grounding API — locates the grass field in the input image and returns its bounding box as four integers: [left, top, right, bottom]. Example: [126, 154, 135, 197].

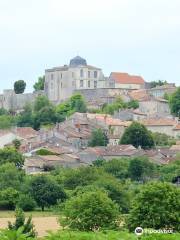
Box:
[0, 210, 58, 218]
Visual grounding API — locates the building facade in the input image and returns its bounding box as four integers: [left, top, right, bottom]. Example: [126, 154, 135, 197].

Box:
[45, 56, 106, 103]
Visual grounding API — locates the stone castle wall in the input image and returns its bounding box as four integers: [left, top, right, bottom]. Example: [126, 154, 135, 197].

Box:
[0, 90, 44, 111]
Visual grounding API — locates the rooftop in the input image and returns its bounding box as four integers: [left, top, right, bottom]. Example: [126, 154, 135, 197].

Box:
[110, 72, 145, 85]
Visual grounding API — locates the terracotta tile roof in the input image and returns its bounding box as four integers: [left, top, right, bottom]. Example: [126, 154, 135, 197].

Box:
[133, 109, 147, 116]
[16, 127, 38, 139]
[110, 72, 145, 85]
[173, 124, 180, 130]
[142, 118, 177, 126]
[129, 89, 149, 101]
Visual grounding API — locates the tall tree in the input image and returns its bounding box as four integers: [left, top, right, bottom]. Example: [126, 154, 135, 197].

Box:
[88, 128, 108, 147]
[30, 175, 66, 211]
[14, 80, 26, 94]
[120, 122, 154, 149]
[33, 76, 45, 91]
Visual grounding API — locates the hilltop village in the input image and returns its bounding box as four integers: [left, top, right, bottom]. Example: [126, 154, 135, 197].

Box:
[0, 56, 179, 174]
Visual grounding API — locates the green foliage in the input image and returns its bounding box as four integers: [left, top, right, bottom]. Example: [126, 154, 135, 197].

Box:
[17, 195, 36, 211]
[0, 228, 34, 240]
[0, 163, 24, 190]
[14, 80, 26, 94]
[13, 139, 21, 150]
[169, 87, 180, 117]
[102, 158, 129, 179]
[128, 182, 180, 231]
[30, 175, 66, 211]
[8, 208, 36, 237]
[17, 104, 34, 128]
[34, 95, 51, 112]
[0, 147, 24, 168]
[44, 230, 180, 240]
[70, 94, 87, 113]
[0, 108, 9, 115]
[126, 100, 139, 109]
[62, 190, 119, 231]
[150, 80, 167, 88]
[0, 187, 19, 210]
[120, 122, 155, 149]
[33, 76, 45, 91]
[152, 132, 176, 146]
[36, 148, 57, 156]
[88, 128, 108, 147]
[159, 160, 180, 182]
[0, 115, 16, 129]
[128, 157, 156, 182]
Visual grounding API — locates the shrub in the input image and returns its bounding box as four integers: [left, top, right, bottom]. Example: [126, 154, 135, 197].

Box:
[17, 195, 36, 211]
[62, 190, 119, 231]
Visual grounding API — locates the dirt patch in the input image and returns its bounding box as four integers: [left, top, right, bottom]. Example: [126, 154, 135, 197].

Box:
[0, 217, 60, 237]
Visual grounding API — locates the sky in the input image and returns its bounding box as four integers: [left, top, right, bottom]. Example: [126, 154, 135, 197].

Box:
[0, 0, 180, 93]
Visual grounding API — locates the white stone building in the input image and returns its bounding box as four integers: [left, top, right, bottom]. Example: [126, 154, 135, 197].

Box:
[45, 56, 106, 103]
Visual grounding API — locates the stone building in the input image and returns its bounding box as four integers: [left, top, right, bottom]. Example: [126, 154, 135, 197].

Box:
[45, 56, 106, 104]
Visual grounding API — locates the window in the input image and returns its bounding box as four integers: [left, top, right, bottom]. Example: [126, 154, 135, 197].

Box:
[51, 82, 53, 89]
[80, 80, 84, 88]
[88, 80, 90, 88]
[51, 74, 54, 80]
[88, 71, 90, 78]
[94, 71, 97, 78]
[60, 73, 63, 78]
[72, 72, 74, 78]
[61, 82, 63, 88]
[80, 69, 84, 78]
[94, 81, 97, 88]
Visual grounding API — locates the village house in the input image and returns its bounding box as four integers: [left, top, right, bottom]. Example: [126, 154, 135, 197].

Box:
[142, 118, 179, 137]
[114, 109, 147, 121]
[108, 72, 145, 89]
[147, 84, 176, 98]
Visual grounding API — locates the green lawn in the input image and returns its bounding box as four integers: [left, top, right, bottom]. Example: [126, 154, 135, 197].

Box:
[41, 230, 180, 240]
[0, 210, 58, 218]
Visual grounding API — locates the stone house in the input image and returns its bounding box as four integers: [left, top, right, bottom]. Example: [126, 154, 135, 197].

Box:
[114, 109, 147, 121]
[139, 98, 170, 116]
[142, 118, 179, 137]
[147, 84, 176, 98]
[108, 72, 145, 89]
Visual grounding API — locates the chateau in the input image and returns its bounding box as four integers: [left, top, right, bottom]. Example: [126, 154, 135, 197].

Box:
[45, 56, 106, 103]
[45, 56, 145, 104]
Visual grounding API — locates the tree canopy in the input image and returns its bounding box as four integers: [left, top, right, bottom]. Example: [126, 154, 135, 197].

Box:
[33, 76, 45, 91]
[120, 122, 154, 149]
[88, 128, 108, 147]
[169, 87, 180, 117]
[14, 80, 26, 94]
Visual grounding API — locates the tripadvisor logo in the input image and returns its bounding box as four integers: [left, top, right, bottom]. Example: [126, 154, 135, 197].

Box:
[135, 227, 143, 236]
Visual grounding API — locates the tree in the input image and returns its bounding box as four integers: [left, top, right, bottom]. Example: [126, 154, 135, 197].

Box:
[152, 132, 175, 147]
[0, 163, 24, 190]
[169, 87, 180, 117]
[128, 157, 156, 182]
[88, 128, 108, 147]
[150, 80, 167, 88]
[128, 182, 180, 231]
[17, 104, 34, 128]
[0, 188, 19, 210]
[8, 208, 36, 237]
[0, 148, 24, 168]
[34, 106, 57, 126]
[12, 139, 21, 150]
[0, 108, 8, 115]
[14, 80, 26, 94]
[17, 195, 36, 211]
[30, 175, 66, 211]
[0, 115, 16, 129]
[70, 94, 87, 113]
[127, 100, 139, 109]
[34, 95, 51, 112]
[120, 122, 154, 149]
[33, 76, 45, 91]
[62, 190, 119, 231]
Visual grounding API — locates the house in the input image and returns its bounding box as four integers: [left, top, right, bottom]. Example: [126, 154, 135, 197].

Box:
[145, 148, 178, 164]
[139, 98, 170, 116]
[128, 89, 149, 101]
[108, 72, 145, 89]
[147, 84, 176, 98]
[142, 118, 179, 137]
[114, 109, 147, 121]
